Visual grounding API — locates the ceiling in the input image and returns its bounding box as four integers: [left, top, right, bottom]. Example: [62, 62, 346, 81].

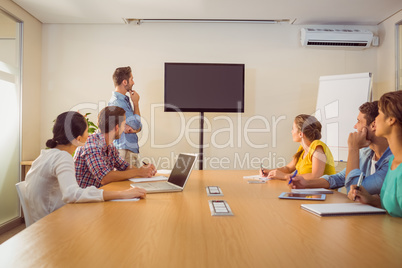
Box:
[11, 0, 402, 25]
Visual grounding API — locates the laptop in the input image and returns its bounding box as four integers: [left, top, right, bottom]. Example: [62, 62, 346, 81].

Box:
[130, 153, 197, 193]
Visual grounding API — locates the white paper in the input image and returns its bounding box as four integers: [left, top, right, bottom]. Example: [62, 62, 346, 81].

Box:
[108, 198, 140, 202]
[129, 176, 168, 183]
[157, 169, 172, 174]
[243, 175, 269, 180]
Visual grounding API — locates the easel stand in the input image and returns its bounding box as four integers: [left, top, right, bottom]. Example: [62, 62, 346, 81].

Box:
[199, 112, 204, 170]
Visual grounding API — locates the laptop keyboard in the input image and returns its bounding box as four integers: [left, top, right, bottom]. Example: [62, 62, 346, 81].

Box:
[143, 182, 178, 190]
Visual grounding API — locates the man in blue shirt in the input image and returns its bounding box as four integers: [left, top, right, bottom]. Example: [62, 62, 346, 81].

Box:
[108, 66, 142, 167]
[290, 101, 392, 194]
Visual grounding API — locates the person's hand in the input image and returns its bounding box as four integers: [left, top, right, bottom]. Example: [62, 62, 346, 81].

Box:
[259, 168, 270, 177]
[121, 187, 146, 199]
[348, 127, 371, 150]
[348, 185, 372, 203]
[124, 124, 135, 134]
[129, 89, 140, 103]
[268, 170, 286, 180]
[288, 175, 308, 189]
[139, 163, 157, 177]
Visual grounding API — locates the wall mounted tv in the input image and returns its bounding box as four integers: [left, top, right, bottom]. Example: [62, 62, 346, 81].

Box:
[164, 63, 245, 113]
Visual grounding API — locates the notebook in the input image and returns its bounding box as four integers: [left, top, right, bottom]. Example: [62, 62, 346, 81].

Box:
[130, 153, 197, 193]
[301, 203, 387, 217]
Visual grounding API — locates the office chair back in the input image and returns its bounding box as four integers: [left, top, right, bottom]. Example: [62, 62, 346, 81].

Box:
[15, 181, 33, 227]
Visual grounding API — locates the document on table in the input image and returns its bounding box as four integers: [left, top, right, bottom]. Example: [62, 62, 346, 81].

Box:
[129, 176, 168, 183]
[108, 198, 140, 202]
[157, 169, 172, 175]
[243, 175, 270, 180]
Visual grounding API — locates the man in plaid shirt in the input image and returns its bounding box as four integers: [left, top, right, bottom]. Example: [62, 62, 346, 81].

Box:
[74, 106, 156, 188]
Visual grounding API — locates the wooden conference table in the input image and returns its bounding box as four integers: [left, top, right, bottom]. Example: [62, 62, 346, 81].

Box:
[1, 170, 402, 267]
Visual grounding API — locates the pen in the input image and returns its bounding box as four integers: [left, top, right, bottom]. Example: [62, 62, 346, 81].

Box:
[288, 170, 298, 185]
[261, 163, 265, 176]
[354, 172, 364, 201]
[142, 161, 148, 166]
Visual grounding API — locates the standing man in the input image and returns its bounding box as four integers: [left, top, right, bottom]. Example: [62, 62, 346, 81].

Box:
[289, 101, 392, 194]
[108, 66, 142, 168]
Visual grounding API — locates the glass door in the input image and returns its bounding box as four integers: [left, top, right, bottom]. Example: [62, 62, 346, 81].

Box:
[0, 9, 22, 227]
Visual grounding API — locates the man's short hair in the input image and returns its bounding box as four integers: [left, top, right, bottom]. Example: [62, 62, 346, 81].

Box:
[359, 101, 379, 126]
[98, 106, 126, 134]
[112, 66, 132, 87]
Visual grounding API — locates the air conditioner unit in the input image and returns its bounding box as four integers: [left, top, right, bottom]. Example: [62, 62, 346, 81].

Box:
[301, 28, 374, 48]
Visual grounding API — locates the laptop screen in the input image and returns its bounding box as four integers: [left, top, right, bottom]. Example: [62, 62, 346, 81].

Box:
[168, 154, 197, 187]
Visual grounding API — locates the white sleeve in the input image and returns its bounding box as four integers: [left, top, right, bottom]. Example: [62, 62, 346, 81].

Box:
[54, 152, 104, 203]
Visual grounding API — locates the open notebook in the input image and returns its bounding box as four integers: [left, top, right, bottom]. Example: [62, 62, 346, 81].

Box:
[301, 203, 386, 217]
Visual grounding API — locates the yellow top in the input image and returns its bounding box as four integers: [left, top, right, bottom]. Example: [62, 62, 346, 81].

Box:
[295, 140, 336, 175]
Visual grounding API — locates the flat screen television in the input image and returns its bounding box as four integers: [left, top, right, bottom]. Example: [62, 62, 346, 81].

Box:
[164, 63, 245, 113]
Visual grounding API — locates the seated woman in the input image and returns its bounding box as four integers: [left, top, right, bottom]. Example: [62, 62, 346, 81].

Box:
[260, 114, 336, 180]
[349, 91, 402, 217]
[25, 111, 146, 224]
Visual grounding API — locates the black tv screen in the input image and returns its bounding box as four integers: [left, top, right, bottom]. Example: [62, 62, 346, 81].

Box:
[164, 63, 245, 113]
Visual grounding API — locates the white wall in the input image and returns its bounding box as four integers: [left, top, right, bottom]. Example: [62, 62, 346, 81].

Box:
[377, 9, 402, 97]
[41, 22, 379, 170]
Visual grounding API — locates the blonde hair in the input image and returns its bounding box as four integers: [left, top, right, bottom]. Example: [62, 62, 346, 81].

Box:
[293, 114, 322, 161]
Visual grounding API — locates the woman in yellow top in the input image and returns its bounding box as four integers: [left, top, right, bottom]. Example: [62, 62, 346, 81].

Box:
[260, 114, 336, 180]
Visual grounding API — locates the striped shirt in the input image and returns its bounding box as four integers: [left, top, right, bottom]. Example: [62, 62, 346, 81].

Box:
[74, 132, 129, 188]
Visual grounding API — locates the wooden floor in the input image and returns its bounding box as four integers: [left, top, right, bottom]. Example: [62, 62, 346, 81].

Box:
[0, 224, 25, 245]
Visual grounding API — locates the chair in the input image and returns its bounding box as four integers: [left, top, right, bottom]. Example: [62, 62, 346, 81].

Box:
[15, 181, 33, 227]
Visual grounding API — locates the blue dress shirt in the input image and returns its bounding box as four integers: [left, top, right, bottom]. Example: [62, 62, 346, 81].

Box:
[108, 92, 142, 153]
[322, 147, 393, 194]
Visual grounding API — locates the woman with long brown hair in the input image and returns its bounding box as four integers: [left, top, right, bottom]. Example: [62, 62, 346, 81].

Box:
[260, 114, 335, 180]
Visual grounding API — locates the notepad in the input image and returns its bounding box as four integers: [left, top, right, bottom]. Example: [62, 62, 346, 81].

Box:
[291, 188, 334, 194]
[129, 176, 168, 183]
[243, 175, 270, 180]
[301, 203, 387, 217]
[157, 169, 172, 175]
[108, 198, 140, 202]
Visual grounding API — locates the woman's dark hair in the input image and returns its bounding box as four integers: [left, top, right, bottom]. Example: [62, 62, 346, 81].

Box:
[379, 91, 402, 128]
[46, 112, 87, 148]
[293, 114, 322, 162]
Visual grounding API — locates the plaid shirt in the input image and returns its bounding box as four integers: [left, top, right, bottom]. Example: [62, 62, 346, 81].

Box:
[74, 132, 129, 188]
